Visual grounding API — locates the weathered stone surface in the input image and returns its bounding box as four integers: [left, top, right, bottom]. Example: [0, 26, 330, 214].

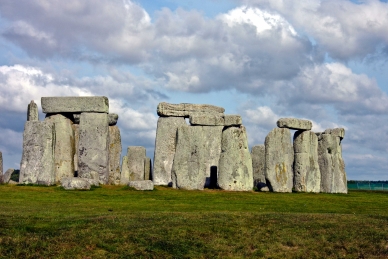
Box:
[153, 117, 186, 186]
[264, 128, 294, 192]
[78, 113, 109, 184]
[324, 128, 345, 139]
[72, 124, 79, 172]
[157, 102, 225, 117]
[171, 125, 223, 190]
[293, 131, 321, 193]
[144, 157, 151, 181]
[45, 114, 75, 182]
[121, 146, 146, 184]
[27, 100, 39, 121]
[120, 156, 129, 184]
[189, 113, 242, 126]
[73, 114, 81, 124]
[128, 180, 154, 190]
[8, 180, 18, 185]
[251, 145, 267, 190]
[108, 126, 122, 185]
[19, 121, 55, 185]
[218, 126, 253, 191]
[41, 96, 109, 113]
[84, 178, 100, 186]
[3, 169, 15, 184]
[318, 130, 347, 194]
[108, 113, 119, 126]
[277, 118, 312, 130]
[61, 177, 91, 190]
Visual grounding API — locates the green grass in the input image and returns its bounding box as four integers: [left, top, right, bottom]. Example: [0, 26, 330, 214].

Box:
[0, 185, 387, 258]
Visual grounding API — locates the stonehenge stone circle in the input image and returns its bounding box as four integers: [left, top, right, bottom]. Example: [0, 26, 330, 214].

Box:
[277, 118, 312, 130]
[27, 100, 39, 121]
[61, 177, 91, 190]
[128, 180, 154, 191]
[19, 121, 55, 185]
[153, 116, 186, 186]
[218, 126, 253, 191]
[78, 113, 109, 184]
[157, 102, 225, 117]
[251, 145, 267, 190]
[264, 128, 294, 192]
[293, 130, 321, 193]
[108, 126, 122, 185]
[41, 96, 109, 113]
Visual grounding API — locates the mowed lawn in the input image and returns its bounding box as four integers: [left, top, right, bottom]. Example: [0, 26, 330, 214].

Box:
[0, 185, 387, 259]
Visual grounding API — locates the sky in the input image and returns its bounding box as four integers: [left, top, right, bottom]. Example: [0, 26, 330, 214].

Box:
[0, 0, 388, 180]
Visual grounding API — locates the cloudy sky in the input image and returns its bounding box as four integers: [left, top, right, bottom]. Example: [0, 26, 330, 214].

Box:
[1, 0, 388, 180]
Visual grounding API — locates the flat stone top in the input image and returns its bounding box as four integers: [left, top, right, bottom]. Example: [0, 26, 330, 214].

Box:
[157, 102, 225, 117]
[277, 118, 312, 130]
[189, 113, 242, 126]
[41, 96, 109, 113]
[324, 128, 345, 139]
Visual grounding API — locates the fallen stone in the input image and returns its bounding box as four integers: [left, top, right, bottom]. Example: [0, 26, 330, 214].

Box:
[27, 100, 39, 121]
[189, 113, 242, 126]
[3, 169, 15, 184]
[144, 157, 152, 181]
[293, 130, 321, 193]
[128, 180, 154, 191]
[78, 113, 109, 184]
[218, 126, 253, 191]
[260, 186, 270, 192]
[121, 146, 146, 184]
[324, 128, 345, 139]
[318, 130, 347, 194]
[8, 180, 18, 185]
[157, 102, 225, 117]
[19, 121, 55, 185]
[41, 96, 109, 113]
[84, 178, 100, 186]
[251, 145, 267, 189]
[108, 126, 122, 185]
[277, 118, 312, 130]
[264, 128, 294, 192]
[108, 113, 119, 126]
[61, 177, 91, 190]
[153, 117, 186, 186]
[45, 114, 75, 182]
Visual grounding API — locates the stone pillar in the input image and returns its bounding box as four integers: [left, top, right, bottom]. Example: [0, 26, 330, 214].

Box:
[153, 117, 186, 186]
[78, 113, 109, 184]
[293, 130, 320, 193]
[218, 126, 253, 191]
[251, 145, 267, 190]
[27, 100, 39, 121]
[72, 124, 79, 172]
[45, 114, 75, 182]
[108, 126, 122, 185]
[19, 121, 55, 185]
[144, 157, 152, 181]
[121, 146, 146, 184]
[264, 128, 293, 192]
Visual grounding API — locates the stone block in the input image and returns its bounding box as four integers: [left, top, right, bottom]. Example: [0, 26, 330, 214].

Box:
[144, 157, 152, 181]
[72, 124, 79, 172]
[61, 177, 91, 190]
[218, 126, 253, 191]
[277, 118, 312, 130]
[264, 128, 293, 192]
[41, 96, 109, 113]
[78, 113, 109, 184]
[153, 117, 186, 186]
[120, 156, 129, 184]
[189, 113, 242, 126]
[19, 121, 55, 185]
[27, 100, 39, 121]
[157, 102, 224, 117]
[324, 128, 345, 139]
[121, 146, 146, 184]
[108, 126, 122, 185]
[45, 114, 75, 182]
[3, 169, 15, 184]
[128, 180, 154, 190]
[108, 113, 119, 126]
[251, 145, 266, 189]
[293, 131, 320, 193]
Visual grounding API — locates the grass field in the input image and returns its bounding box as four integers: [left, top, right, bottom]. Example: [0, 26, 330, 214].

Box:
[0, 185, 387, 258]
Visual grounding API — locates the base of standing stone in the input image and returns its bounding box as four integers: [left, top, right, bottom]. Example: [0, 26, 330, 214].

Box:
[128, 180, 154, 191]
[60, 177, 91, 190]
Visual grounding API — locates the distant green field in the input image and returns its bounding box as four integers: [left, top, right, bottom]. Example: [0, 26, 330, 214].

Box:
[0, 185, 387, 258]
[348, 182, 388, 191]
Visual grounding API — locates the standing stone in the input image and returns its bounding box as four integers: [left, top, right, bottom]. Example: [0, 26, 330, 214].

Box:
[202, 126, 223, 187]
[45, 114, 75, 182]
[27, 100, 39, 121]
[293, 131, 320, 193]
[19, 121, 55, 185]
[72, 124, 79, 172]
[251, 145, 267, 190]
[218, 126, 253, 191]
[3, 169, 15, 184]
[157, 102, 225, 117]
[144, 157, 152, 181]
[264, 128, 294, 192]
[108, 126, 122, 185]
[153, 117, 186, 186]
[120, 156, 129, 184]
[78, 113, 109, 184]
[277, 118, 312, 130]
[41, 96, 109, 113]
[318, 129, 347, 194]
[121, 146, 146, 184]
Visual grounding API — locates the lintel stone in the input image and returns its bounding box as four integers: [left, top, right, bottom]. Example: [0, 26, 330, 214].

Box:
[157, 102, 224, 117]
[41, 96, 109, 113]
[277, 118, 312, 130]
